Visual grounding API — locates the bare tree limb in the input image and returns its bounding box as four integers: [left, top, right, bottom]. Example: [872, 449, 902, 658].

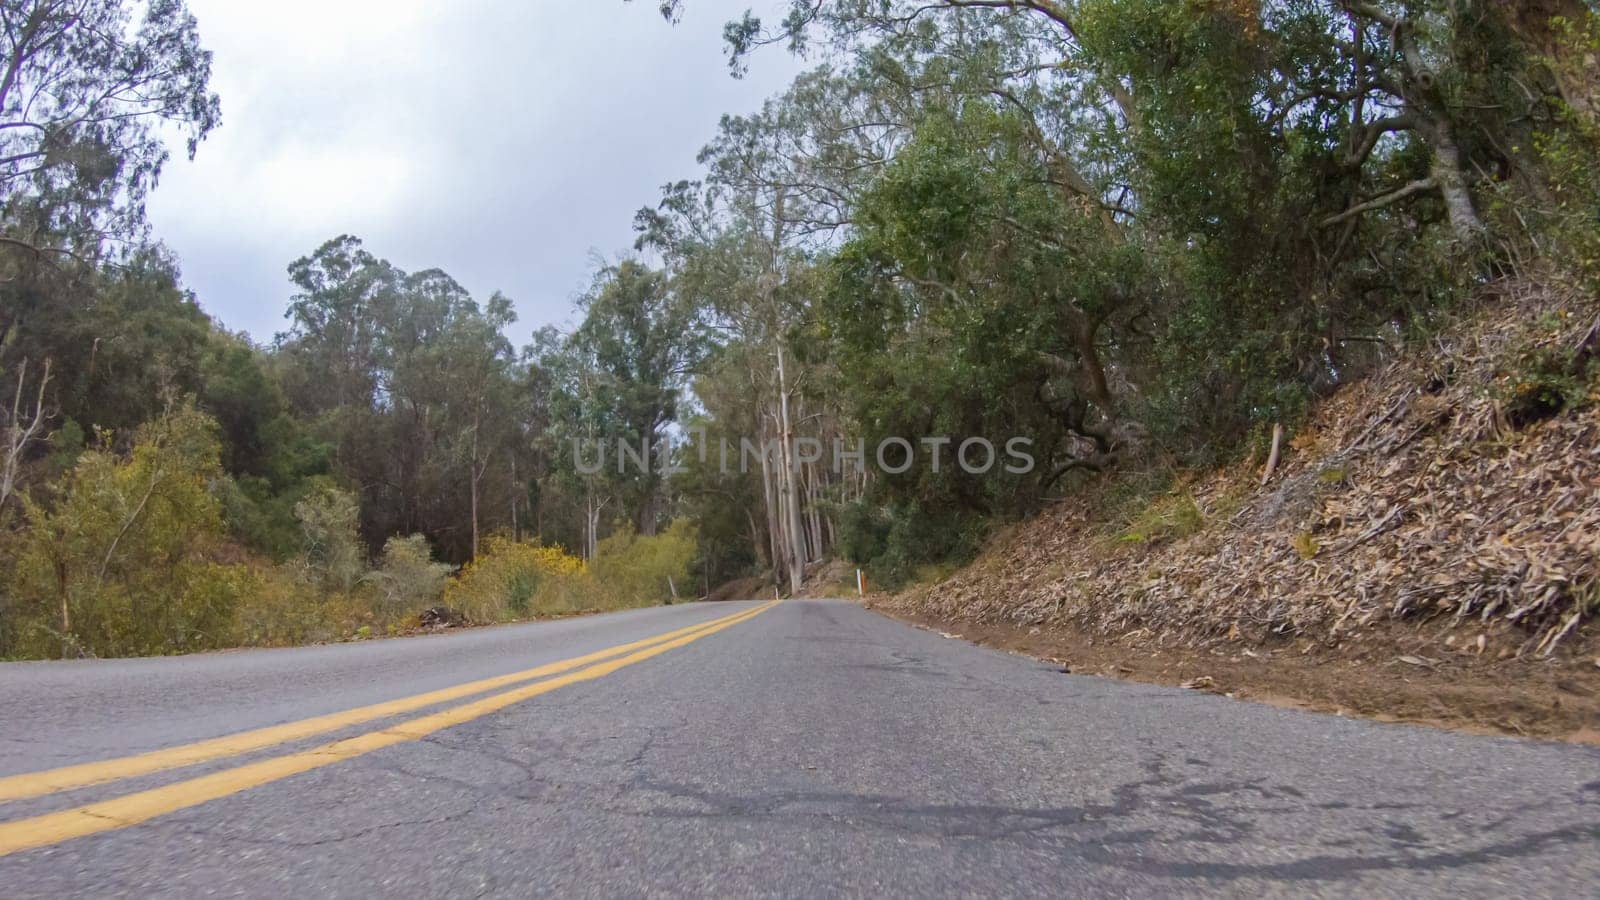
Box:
[1321, 177, 1437, 227]
[0, 356, 52, 512]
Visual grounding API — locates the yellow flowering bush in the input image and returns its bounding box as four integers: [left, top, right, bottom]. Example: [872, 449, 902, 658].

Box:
[444, 536, 587, 623]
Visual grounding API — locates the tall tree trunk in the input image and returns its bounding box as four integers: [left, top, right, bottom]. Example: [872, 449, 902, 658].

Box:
[55, 556, 71, 660]
[469, 414, 481, 560]
[805, 461, 823, 560]
[1404, 9, 1485, 241]
[585, 491, 598, 561]
[509, 456, 519, 542]
[1, 357, 50, 514]
[745, 506, 769, 568]
[757, 428, 783, 583]
[775, 343, 806, 593]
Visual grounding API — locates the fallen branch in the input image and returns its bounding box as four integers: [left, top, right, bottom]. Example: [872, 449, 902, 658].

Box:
[1260, 423, 1284, 486]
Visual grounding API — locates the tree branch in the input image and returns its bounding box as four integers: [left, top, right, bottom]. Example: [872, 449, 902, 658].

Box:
[1321, 177, 1437, 227]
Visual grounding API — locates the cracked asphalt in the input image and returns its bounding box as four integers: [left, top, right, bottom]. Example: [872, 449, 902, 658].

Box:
[2, 598, 1598, 897]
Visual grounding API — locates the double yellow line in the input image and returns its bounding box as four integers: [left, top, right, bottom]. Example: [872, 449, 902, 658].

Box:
[0, 600, 774, 857]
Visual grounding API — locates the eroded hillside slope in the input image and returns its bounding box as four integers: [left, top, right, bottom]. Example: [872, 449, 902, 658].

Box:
[876, 277, 1600, 738]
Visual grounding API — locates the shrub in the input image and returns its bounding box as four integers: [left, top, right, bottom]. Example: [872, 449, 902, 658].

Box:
[445, 537, 586, 623]
[834, 499, 889, 566]
[292, 480, 366, 592]
[368, 534, 453, 618]
[1, 406, 249, 658]
[590, 520, 697, 607]
[214, 474, 307, 561]
[231, 564, 344, 647]
[861, 503, 986, 590]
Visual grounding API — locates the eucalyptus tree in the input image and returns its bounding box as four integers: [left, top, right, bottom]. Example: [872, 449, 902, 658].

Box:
[826, 102, 1141, 484]
[652, 0, 1591, 244]
[638, 171, 830, 592]
[647, 4, 1149, 462]
[529, 324, 622, 560]
[279, 236, 398, 417]
[647, 1, 1598, 403]
[647, 1, 1140, 239]
[276, 236, 528, 562]
[0, 0, 220, 264]
[676, 359, 772, 580]
[430, 290, 518, 560]
[0, 0, 220, 512]
[571, 259, 702, 536]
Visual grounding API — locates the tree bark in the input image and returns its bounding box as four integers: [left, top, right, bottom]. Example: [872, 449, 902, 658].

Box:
[469, 413, 482, 560]
[1423, 115, 1486, 241]
[757, 427, 783, 581]
[1, 357, 51, 514]
[746, 506, 769, 568]
[775, 343, 807, 593]
[509, 456, 519, 542]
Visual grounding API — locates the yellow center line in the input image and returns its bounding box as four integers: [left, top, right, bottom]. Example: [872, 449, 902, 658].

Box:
[0, 600, 775, 857]
[0, 602, 766, 805]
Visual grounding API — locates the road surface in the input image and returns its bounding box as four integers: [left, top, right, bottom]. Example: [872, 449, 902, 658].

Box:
[1, 598, 1597, 897]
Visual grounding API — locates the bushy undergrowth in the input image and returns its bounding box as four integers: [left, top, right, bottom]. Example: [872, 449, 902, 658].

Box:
[589, 520, 697, 608]
[0, 408, 247, 658]
[445, 525, 697, 624]
[0, 406, 698, 659]
[446, 537, 587, 623]
[835, 499, 987, 590]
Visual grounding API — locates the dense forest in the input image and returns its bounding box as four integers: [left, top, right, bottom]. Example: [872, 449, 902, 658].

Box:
[1, 0, 1596, 658]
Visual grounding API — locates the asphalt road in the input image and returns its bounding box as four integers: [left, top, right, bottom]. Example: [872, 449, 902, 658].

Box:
[1, 598, 1597, 897]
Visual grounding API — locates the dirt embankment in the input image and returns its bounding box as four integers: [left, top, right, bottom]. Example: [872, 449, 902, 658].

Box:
[874, 276, 1600, 741]
[707, 575, 774, 603]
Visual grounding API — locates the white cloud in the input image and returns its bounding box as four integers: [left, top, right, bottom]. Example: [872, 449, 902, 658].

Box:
[148, 0, 803, 342]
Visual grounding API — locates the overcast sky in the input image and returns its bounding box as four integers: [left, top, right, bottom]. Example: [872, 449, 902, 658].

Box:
[146, 0, 801, 344]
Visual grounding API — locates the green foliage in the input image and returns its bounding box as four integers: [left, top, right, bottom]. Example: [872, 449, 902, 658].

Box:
[838, 499, 986, 590]
[672, 411, 760, 588]
[370, 534, 455, 618]
[1499, 311, 1598, 428]
[0, 0, 220, 256]
[834, 499, 889, 567]
[0, 406, 245, 658]
[292, 481, 367, 593]
[229, 531, 455, 649]
[214, 475, 312, 561]
[1117, 489, 1205, 546]
[589, 520, 698, 607]
[445, 537, 587, 623]
[274, 235, 528, 563]
[229, 565, 338, 648]
[534, 259, 703, 546]
[199, 330, 329, 488]
[821, 105, 1116, 522]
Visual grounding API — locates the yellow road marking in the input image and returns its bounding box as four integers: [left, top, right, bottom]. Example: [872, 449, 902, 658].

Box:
[0, 600, 774, 857]
[0, 603, 764, 804]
